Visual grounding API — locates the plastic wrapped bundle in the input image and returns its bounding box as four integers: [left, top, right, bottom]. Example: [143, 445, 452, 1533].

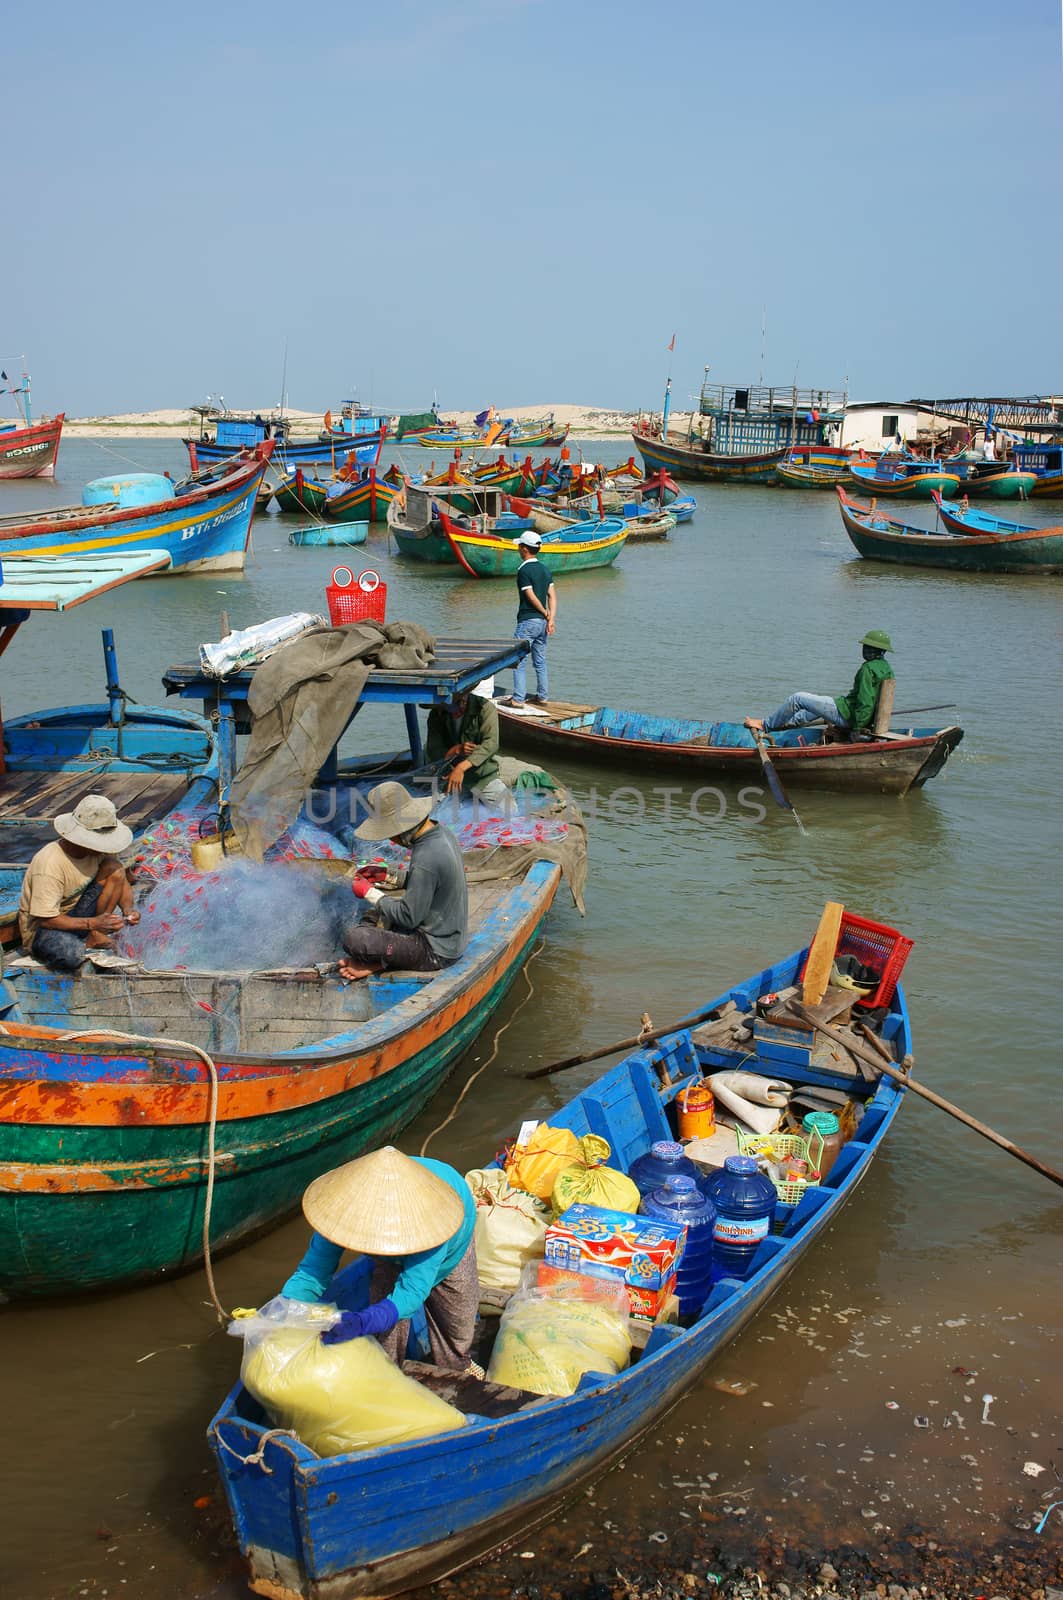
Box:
[200, 613, 326, 677]
[230, 1298, 465, 1456]
[551, 1162, 640, 1216]
[505, 1125, 610, 1202]
[486, 1265, 632, 1397]
[466, 1168, 549, 1297]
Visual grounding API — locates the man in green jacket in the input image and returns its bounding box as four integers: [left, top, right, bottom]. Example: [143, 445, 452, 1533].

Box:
[425, 678, 510, 806]
[745, 630, 895, 737]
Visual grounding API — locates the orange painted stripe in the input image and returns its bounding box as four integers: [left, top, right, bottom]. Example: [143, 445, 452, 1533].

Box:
[0, 873, 558, 1130]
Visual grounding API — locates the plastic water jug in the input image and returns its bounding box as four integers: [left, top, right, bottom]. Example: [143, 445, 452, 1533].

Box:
[628, 1140, 701, 1201]
[705, 1155, 777, 1282]
[641, 1175, 716, 1321]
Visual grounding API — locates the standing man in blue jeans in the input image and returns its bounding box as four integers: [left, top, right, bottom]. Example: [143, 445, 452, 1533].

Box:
[499, 531, 557, 708]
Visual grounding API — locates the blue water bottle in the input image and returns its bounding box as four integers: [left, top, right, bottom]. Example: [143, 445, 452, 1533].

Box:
[705, 1155, 777, 1282]
[640, 1175, 716, 1322]
[628, 1140, 702, 1200]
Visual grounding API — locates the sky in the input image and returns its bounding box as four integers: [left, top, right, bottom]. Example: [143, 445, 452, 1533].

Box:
[5, 0, 1062, 416]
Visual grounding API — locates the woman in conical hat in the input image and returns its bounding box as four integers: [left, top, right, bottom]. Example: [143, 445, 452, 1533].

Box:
[281, 1146, 480, 1371]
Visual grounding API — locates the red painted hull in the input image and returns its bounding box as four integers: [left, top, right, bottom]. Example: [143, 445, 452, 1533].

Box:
[0, 413, 64, 478]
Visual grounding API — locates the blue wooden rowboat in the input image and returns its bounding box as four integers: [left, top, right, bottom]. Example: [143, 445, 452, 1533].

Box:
[838, 486, 1063, 574]
[0, 448, 270, 575]
[289, 523, 369, 548]
[210, 935, 911, 1598]
[929, 490, 1048, 538]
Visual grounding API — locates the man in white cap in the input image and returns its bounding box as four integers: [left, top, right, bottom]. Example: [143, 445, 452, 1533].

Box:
[424, 677, 510, 807]
[18, 794, 139, 971]
[341, 781, 468, 980]
[498, 531, 556, 709]
[281, 1146, 480, 1370]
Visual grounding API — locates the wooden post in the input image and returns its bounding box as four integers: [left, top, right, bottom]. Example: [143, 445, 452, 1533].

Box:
[802, 901, 844, 1006]
[872, 678, 897, 736]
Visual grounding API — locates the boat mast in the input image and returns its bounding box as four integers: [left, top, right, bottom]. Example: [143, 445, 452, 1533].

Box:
[662, 333, 676, 440]
[1, 357, 31, 426]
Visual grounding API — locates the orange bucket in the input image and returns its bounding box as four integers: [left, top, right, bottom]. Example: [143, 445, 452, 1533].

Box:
[676, 1080, 715, 1139]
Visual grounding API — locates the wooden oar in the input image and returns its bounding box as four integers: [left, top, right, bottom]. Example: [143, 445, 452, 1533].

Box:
[522, 1003, 728, 1081]
[790, 1002, 1063, 1191]
[751, 728, 806, 832]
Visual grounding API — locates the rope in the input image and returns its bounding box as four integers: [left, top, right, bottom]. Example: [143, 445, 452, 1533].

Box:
[214, 1427, 302, 1474]
[55, 1026, 227, 1322]
[419, 940, 543, 1157]
[89, 439, 165, 472]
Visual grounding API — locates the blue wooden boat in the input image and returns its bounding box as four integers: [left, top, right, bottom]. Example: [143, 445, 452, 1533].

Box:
[289, 523, 369, 547]
[1011, 438, 1063, 497]
[187, 404, 386, 471]
[930, 490, 1045, 538]
[0, 448, 270, 574]
[634, 379, 847, 484]
[849, 455, 961, 500]
[838, 486, 1063, 574]
[210, 933, 911, 1598]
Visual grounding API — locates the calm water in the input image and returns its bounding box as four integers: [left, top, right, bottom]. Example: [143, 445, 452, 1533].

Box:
[3, 438, 1061, 1596]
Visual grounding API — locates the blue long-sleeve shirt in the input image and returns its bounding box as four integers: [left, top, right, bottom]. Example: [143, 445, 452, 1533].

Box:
[282, 1157, 476, 1320]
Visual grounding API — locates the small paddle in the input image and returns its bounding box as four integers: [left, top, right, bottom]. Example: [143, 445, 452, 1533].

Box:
[790, 1002, 1063, 1191]
[750, 727, 806, 833]
[522, 1003, 730, 1081]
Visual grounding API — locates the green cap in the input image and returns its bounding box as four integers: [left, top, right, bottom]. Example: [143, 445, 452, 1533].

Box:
[861, 629, 893, 651]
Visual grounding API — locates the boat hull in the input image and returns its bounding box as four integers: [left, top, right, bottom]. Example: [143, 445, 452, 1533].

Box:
[776, 462, 852, 489]
[0, 413, 64, 478]
[633, 429, 784, 483]
[849, 464, 961, 499]
[0, 864, 559, 1297]
[839, 488, 1063, 574]
[323, 475, 399, 524]
[290, 524, 368, 547]
[0, 449, 268, 574]
[188, 434, 380, 470]
[210, 946, 910, 1599]
[444, 518, 627, 578]
[959, 468, 1038, 500]
[498, 703, 962, 794]
[1028, 470, 1063, 496]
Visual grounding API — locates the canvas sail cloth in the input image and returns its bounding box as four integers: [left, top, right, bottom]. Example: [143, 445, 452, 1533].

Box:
[229, 620, 436, 858]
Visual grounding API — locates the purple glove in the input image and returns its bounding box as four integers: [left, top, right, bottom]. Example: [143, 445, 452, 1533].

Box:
[320, 1297, 399, 1346]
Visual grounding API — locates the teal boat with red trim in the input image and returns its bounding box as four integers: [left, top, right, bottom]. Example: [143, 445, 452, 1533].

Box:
[272, 467, 329, 516]
[0, 636, 578, 1297]
[441, 511, 627, 577]
[838, 486, 1063, 573]
[848, 455, 961, 499]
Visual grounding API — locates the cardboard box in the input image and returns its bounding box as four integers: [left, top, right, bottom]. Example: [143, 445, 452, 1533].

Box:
[544, 1204, 687, 1304]
[625, 1273, 679, 1322]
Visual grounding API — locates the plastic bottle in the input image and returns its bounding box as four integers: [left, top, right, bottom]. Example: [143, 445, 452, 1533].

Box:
[628, 1140, 702, 1200]
[802, 1111, 843, 1179]
[640, 1175, 716, 1321]
[705, 1155, 778, 1282]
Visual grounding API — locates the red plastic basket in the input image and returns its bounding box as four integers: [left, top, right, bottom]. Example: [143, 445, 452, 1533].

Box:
[800, 910, 914, 1009]
[326, 566, 387, 626]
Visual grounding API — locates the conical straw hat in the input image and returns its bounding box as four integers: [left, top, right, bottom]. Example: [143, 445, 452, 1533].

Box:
[302, 1147, 464, 1255]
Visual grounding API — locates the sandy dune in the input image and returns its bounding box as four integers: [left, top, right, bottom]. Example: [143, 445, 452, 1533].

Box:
[62, 404, 643, 439]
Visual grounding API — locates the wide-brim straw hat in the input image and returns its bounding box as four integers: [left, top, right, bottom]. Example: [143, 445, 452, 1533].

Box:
[54, 793, 134, 854]
[302, 1146, 464, 1254]
[354, 780, 434, 841]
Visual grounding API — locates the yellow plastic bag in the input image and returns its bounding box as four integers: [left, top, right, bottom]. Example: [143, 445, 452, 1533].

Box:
[505, 1125, 610, 1201]
[466, 1168, 548, 1294]
[486, 1267, 631, 1397]
[238, 1312, 465, 1457]
[551, 1162, 641, 1216]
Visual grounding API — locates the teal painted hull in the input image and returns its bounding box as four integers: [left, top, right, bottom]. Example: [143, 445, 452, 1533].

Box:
[289, 524, 368, 547]
[0, 867, 559, 1297]
[390, 525, 456, 563]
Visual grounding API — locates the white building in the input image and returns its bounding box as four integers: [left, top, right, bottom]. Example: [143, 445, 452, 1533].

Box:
[841, 401, 965, 452]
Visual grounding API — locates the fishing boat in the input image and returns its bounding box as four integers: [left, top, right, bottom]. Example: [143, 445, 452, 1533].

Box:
[441, 513, 628, 578]
[322, 468, 401, 525]
[634, 379, 847, 484]
[524, 500, 675, 543]
[272, 466, 329, 517]
[0, 636, 578, 1298]
[929, 490, 1049, 539]
[497, 696, 961, 794]
[947, 459, 1037, 500]
[1011, 438, 1063, 496]
[0, 368, 64, 479]
[775, 447, 853, 489]
[506, 417, 568, 449]
[0, 447, 271, 574]
[838, 486, 1063, 574]
[387, 485, 521, 563]
[210, 921, 912, 1598]
[415, 415, 509, 450]
[0, 605, 218, 947]
[848, 454, 961, 500]
[186, 406, 383, 472]
[289, 523, 368, 547]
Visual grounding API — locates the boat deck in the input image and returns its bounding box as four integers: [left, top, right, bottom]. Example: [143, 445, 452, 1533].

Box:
[0, 769, 191, 866]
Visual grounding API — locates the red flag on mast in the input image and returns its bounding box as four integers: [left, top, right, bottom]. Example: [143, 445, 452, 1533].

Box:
[667, 334, 676, 353]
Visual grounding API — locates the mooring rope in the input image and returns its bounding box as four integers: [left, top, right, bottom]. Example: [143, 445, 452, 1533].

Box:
[55, 1027, 226, 1322]
[213, 1426, 302, 1474]
[418, 940, 544, 1157]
